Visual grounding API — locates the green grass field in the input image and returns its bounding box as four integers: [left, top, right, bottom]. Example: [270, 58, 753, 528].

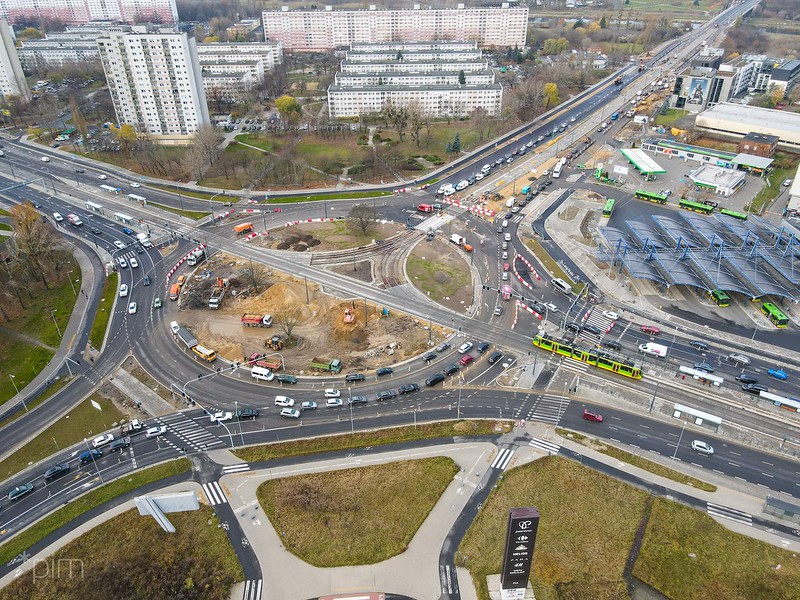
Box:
[258, 457, 458, 566]
[0, 376, 72, 428]
[407, 253, 472, 299]
[654, 108, 689, 127]
[148, 201, 209, 220]
[88, 271, 117, 350]
[0, 394, 125, 481]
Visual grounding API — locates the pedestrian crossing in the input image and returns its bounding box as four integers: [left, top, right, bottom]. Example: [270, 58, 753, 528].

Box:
[707, 502, 753, 526]
[158, 413, 224, 454]
[222, 463, 251, 475]
[202, 481, 228, 506]
[529, 438, 561, 455]
[415, 213, 454, 231]
[491, 448, 515, 470]
[509, 213, 525, 224]
[521, 393, 572, 424]
[241, 579, 262, 600]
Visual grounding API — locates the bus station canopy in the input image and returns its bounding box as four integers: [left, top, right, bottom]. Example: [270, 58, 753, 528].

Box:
[620, 149, 666, 175]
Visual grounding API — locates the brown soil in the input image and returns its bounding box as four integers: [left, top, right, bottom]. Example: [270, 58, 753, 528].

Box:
[330, 260, 373, 283]
[254, 221, 403, 252]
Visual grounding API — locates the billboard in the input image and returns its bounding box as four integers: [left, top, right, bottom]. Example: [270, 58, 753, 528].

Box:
[687, 78, 708, 106]
[500, 507, 540, 593]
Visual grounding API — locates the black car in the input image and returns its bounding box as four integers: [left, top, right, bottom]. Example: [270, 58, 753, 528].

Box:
[143, 275, 151, 286]
[566, 322, 582, 333]
[376, 367, 394, 377]
[421, 351, 436, 362]
[426, 373, 445, 387]
[109, 437, 131, 452]
[44, 463, 70, 480]
[742, 383, 768, 394]
[276, 374, 297, 384]
[75, 168, 85, 173]
[349, 395, 368, 405]
[32, 201, 42, 209]
[236, 408, 260, 420]
[90, 226, 102, 235]
[476, 342, 491, 354]
[376, 390, 397, 401]
[345, 373, 366, 382]
[603, 340, 622, 351]
[530, 302, 546, 314]
[735, 374, 758, 384]
[79, 449, 102, 463]
[398, 383, 420, 395]
[135, 245, 144, 254]
[545, 179, 553, 186]
[435, 342, 451, 352]
[689, 340, 709, 351]
[442, 364, 460, 376]
[487, 350, 504, 365]
[583, 324, 602, 335]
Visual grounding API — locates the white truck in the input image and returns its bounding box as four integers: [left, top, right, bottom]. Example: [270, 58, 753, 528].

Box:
[186, 248, 205, 266]
[450, 234, 465, 246]
[639, 342, 668, 357]
[136, 232, 152, 248]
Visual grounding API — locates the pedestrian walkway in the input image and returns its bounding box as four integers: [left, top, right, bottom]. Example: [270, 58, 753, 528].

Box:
[109, 368, 174, 416]
[157, 412, 224, 453]
[490, 447, 515, 470]
[202, 480, 228, 506]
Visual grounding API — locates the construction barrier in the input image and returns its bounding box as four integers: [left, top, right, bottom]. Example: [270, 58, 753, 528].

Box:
[165, 244, 206, 285]
[515, 253, 542, 281]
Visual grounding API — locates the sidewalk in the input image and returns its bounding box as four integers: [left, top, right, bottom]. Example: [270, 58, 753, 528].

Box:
[108, 368, 175, 417]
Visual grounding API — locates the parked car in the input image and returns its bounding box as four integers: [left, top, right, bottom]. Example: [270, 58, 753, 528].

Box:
[435, 342, 451, 352]
[300, 401, 318, 411]
[349, 395, 368, 405]
[323, 389, 341, 398]
[345, 373, 366, 382]
[487, 351, 504, 365]
[376, 390, 397, 401]
[691, 440, 714, 455]
[582, 409, 603, 422]
[276, 374, 297, 384]
[422, 351, 437, 362]
[442, 364, 460, 376]
[398, 383, 420, 395]
[459, 354, 475, 366]
[476, 342, 491, 353]
[426, 373, 445, 387]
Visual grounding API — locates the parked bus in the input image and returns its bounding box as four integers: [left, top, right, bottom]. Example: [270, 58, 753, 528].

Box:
[127, 193, 146, 204]
[552, 157, 567, 179]
[634, 190, 667, 204]
[679, 199, 714, 215]
[191, 345, 217, 362]
[602, 198, 616, 218]
[709, 289, 730, 307]
[551, 277, 572, 295]
[761, 302, 789, 328]
[720, 208, 748, 221]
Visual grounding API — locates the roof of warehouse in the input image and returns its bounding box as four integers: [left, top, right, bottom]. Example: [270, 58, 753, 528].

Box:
[697, 103, 800, 137]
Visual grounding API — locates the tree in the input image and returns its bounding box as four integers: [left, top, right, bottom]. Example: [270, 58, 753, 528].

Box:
[407, 101, 427, 147]
[599, 15, 607, 28]
[9, 202, 57, 288]
[115, 124, 138, 155]
[451, 132, 461, 153]
[458, 70, 466, 85]
[769, 85, 786, 106]
[348, 204, 378, 236]
[543, 82, 560, 109]
[191, 124, 224, 168]
[241, 260, 268, 293]
[18, 27, 43, 40]
[274, 305, 302, 341]
[389, 104, 408, 142]
[275, 95, 302, 123]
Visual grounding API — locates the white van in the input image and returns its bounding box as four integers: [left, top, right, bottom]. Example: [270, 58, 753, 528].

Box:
[502, 219, 509, 228]
[251, 365, 275, 381]
[169, 321, 180, 335]
[505, 197, 515, 208]
[481, 164, 491, 174]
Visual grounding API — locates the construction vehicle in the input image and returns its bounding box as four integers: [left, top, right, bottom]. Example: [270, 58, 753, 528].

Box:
[344, 308, 355, 323]
[186, 248, 205, 266]
[241, 313, 273, 327]
[249, 352, 282, 370]
[614, 77, 623, 85]
[176, 327, 198, 350]
[309, 358, 342, 373]
[122, 419, 143, 434]
[208, 277, 228, 309]
[233, 222, 254, 235]
[265, 335, 283, 350]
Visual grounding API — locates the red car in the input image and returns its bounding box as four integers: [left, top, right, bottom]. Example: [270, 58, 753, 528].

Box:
[459, 354, 475, 366]
[503, 263, 510, 271]
[641, 324, 660, 335]
[582, 409, 603, 423]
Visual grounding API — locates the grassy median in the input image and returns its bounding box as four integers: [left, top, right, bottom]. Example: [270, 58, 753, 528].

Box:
[0, 458, 191, 567]
[233, 420, 510, 463]
[88, 271, 117, 350]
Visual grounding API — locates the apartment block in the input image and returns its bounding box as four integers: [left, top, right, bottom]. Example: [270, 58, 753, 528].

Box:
[0, 0, 178, 25]
[263, 4, 528, 51]
[328, 42, 502, 119]
[16, 25, 122, 71]
[98, 27, 209, 143]
[0, 18, 28, 98]
[197, 42, 283, 103]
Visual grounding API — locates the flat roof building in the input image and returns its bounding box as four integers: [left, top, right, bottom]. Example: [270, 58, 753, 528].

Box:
[0, 18, 28, 99]
[695, 102, 800, 152]
[687, 164, 746, 197]
[0, 0, 177, 25]
[263, 4, 528, 51]
[737, 132, 779, 158]
[16, 25, 121, 71]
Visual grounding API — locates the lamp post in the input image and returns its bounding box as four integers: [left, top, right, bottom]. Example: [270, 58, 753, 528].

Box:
[348, 387, 353, 434]
[83, 438, 105, 483]
[234, 400, 245, 448]
[50, 309, 62, 338]
[65, 270, 77, 296]
[671, 420, 688, 461]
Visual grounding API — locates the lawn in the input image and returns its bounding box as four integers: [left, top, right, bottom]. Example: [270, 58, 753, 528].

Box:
[0, 375, 72, 428]
[0, 499, 241, 600]
[88, 271, 117, 350]
[556, 428, 716, 492]
[749, 156, 798, 214]
[459, 456, 647, 600]
[0, 458, 191, 568]
[257, 457, 458, 566]
[267, 190, 393, 203]
[148, 201, 209, 220]
[654, 108, 689, 127]
[524, 239, 574, 287]
[407, 249, 472, 299]
[0, 342, 53, 408]
[233, 420, 510, 462]
[78, 147, 187, 180]
[634, 498, 800, 600]
[234, 133, 284, 153]
[0, 394, 125, 481]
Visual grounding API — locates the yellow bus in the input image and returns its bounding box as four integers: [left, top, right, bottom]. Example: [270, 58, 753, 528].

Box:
[192, 345, 217, 362]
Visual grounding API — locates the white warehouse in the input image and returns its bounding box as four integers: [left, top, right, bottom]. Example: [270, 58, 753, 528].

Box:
[695, 102, 800, 152]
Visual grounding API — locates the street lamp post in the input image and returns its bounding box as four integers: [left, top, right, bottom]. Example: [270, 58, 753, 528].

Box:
[50, 309, 62, 338]
[672, 420, 688, 461]
[234, 400, 245, 448]
[83, 438, 105, 483]
[8, 373, 19, 397]
[209, 191, 224, 223]
[348, 387, 353, 434]
[65, 270, 77, 296]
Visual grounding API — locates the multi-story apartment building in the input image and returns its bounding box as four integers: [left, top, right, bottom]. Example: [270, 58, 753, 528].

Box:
[328, 41, 502, 119]
[0, 18, 28, 98]
[196, 42, 283, 103]
[263, 4, 528, 51]
[98, 27, 209, 143]
[0, 0, 177, 25]
[16, 25, 121, 71]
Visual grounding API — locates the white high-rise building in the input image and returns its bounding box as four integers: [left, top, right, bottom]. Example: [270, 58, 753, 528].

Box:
[263, 4, 528, 51]
[0, 0, 177, 25]
[98, 27, 209, 143]
[0, 18, 28, 99]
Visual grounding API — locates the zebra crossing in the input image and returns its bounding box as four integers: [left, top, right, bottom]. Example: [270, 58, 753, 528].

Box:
[529, 438, 561, 455]
[222, 463, 251, 475]
[707, 502, 753, 526]
[202, 480, 228, 506]
[523, 394, 572, 424]
[509, 213, 525, 224]
[158, 413, 224, 454]
[490, 448, 515, 470]
[241, 579, 262, 600]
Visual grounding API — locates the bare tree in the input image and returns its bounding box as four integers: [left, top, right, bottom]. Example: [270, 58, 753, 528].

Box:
[190, 124, 224, 167]
[241, 260, 268, 293]
[406, 101, 427, 147]
[274, 305, 302, 341]
[9, 202, 57, 287]
[348, 204, 378, 236]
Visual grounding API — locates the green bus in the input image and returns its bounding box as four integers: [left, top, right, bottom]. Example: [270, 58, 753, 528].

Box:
[602, 198, 616, 218]
[709, 289, 730, 307]
[679, 199, 714, 215]
[634, 190, 668, 204]
[761, 302, 789, 328]
[720, 208, 748, 221]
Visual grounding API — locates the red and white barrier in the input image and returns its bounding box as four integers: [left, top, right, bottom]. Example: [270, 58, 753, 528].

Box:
[516, 253, 541, 281]
[511, 299, 543, 330]
[512, 253, 534, 292]
[243, 233, 258, 242]
[165, 243, 206, 284]
[283, 217, 336, 227]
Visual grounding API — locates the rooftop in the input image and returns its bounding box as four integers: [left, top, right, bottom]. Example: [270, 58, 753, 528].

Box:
[688, 164, 745, 188]
[697, 103, 800, 138]
[328, 82, 503, 93]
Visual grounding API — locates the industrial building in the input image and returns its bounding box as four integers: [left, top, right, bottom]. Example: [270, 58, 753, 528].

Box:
[262, 4, 528, 51]
[695, 103, 800, 152]
[641, 139, 773, 175]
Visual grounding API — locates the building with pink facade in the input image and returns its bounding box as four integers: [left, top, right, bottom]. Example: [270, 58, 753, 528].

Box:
[0, 0, 177, 25]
